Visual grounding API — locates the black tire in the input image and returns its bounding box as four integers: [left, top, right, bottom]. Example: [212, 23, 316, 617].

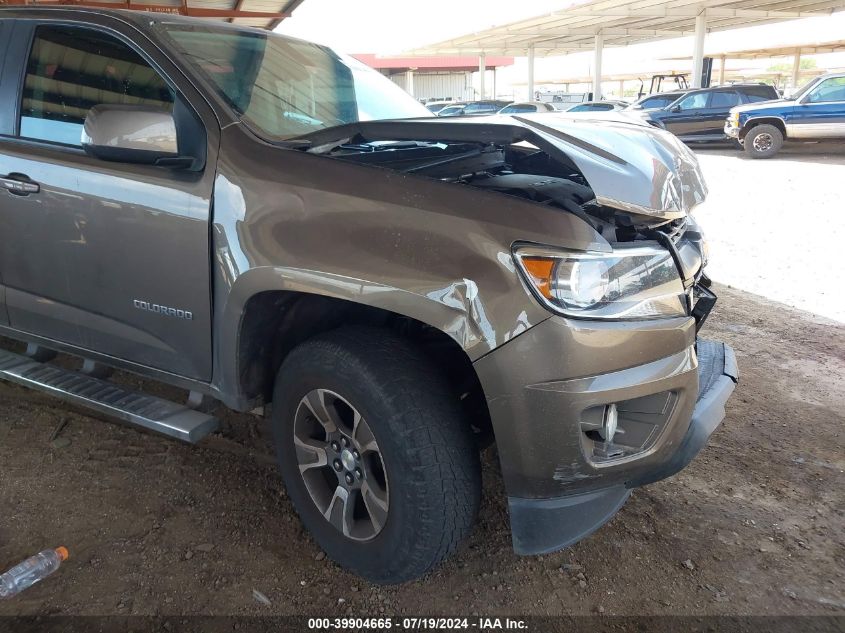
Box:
[271, 326, 481, 584]
[743, 124, 783, 159]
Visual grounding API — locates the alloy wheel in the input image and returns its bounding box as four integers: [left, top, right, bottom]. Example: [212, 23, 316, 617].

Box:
[752, 133, 774, 152]
[293, 389, 389, 541]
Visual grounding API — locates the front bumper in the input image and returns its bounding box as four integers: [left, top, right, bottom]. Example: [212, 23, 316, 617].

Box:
[724, 122, 740, 139]
[475, 316, 738, 555]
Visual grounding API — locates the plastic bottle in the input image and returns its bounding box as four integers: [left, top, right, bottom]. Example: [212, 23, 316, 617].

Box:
[0, 547, 68, 599]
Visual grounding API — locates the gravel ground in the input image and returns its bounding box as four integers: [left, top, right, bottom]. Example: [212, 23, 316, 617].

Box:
[694, 141, 845, 323]
[0, 149, 843, 620]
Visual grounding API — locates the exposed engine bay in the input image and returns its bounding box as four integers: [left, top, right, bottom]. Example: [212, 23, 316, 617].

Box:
[311, 136, 689, 245]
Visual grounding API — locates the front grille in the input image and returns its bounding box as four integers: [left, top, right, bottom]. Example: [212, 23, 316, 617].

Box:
[658, 216, 688, 244]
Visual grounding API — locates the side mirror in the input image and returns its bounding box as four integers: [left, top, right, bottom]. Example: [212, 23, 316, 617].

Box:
[670, 105, 682, 113]
[81, 105, 184, 166]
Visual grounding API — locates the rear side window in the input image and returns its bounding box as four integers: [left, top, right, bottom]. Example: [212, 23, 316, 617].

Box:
[642, 95, 677, 109]
[464, 103, 496, 114]
[501, 104, 537, 113]
[709, 91, 740, 108]
[19, 25, 174, 146]
[742, 85, 778, 102]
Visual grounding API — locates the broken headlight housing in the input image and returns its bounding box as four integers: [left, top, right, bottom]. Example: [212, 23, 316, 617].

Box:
[514, 243, 687, 320]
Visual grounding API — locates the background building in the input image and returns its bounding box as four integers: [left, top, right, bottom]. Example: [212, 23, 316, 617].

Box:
[352, 54, 514, 101]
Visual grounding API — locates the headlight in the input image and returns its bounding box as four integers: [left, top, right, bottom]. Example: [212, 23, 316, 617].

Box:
[728, 112, 739, 126]
[514, 244, 687, 320]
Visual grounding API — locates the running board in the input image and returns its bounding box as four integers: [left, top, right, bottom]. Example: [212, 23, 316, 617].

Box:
[0, 348, 218, 443]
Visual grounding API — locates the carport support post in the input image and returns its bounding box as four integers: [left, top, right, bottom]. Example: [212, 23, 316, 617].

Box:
[592, 33, 603, 100]
[479, 53, 487, 99]
[791, 49, 801, 91]
[527, 44, 536, 101]
[405, 70, 414, 97]
[718, 55, 726, 85]
[692, 13, 706, 88]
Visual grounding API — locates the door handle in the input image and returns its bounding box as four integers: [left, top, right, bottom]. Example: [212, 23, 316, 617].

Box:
[0, 174, 40, 195]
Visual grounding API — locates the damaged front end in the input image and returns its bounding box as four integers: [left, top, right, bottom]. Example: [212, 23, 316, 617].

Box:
[298, 113, 707, 237]
[295, 115, 734, 556]
[298, 114, 713, 327]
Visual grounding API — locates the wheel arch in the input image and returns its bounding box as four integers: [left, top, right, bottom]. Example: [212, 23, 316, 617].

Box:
[740, 116, 787, 140]
[214, 269, 495, 440]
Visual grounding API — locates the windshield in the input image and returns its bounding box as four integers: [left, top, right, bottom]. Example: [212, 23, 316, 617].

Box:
[159, 24, 431, 139]
[789, 77, 821, 100]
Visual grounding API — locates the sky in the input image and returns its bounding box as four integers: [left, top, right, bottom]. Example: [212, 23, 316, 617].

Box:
[275, 0, 569, 52]
[276, 1, 845, 98]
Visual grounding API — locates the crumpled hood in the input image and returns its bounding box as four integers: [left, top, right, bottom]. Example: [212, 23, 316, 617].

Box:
[510, 113, 707, 219]
[300, 113, 708, 220]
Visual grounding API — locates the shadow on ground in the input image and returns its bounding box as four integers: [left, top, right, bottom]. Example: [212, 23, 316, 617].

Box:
[0, 284, 843, 617]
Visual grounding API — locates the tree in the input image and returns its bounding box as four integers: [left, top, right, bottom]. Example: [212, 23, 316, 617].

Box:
[767, 57, 818, 73]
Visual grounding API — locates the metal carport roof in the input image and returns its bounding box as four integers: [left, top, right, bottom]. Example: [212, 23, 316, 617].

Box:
[405, 0, 845, 99]
[0, 0, 305, 29]
[664, 37, 845, 58]
[405, 0, 845, 56]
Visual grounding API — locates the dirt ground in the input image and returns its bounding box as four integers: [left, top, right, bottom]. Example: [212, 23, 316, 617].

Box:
[1, 151, 844, 619]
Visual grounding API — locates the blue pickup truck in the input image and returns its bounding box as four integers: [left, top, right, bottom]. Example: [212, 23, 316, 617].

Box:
[725, 72, 845, 158]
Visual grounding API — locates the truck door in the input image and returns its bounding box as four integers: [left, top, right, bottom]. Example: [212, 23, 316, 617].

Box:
[792, 76, 845, 138]
[0, 19, 13, 326]
[662, 91, 710, 139]
[0, 20, 217, 381]
[700, 90, 741, 137]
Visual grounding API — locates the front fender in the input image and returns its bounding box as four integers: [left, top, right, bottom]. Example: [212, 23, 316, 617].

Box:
[209, 124, 609, 408]
[213, 264, 549, 408]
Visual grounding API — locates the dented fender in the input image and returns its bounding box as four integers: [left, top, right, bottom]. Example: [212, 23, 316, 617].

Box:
[209, 124, 613, 407]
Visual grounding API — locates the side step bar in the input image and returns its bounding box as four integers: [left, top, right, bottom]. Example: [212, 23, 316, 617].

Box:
[0, 348, 218, 443]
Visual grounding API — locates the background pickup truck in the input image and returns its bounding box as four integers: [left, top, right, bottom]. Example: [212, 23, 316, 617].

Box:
[726, 72, 845, 158]
[0, 7, 736, 585]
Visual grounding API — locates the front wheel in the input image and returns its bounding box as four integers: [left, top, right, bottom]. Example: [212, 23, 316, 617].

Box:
[271, 327, 481, 584]
[743, 124, 783, 159]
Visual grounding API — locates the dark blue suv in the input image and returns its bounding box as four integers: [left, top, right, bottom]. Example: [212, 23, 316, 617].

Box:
[725, 72, 845, 158]
[640, 84, 778, 142]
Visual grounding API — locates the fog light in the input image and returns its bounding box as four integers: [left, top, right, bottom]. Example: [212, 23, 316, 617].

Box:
[598, 404, 618, 442]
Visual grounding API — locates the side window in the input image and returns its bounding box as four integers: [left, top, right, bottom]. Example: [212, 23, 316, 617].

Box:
[805, 77, 845, 103]
[0, 22, 9, 68]
[644, 96, 676, 109]
[504, 104, 535, 113]
[20, 25, 174, 146]
[745, 93, 770, 103]
[465, 103, 493, 114]
[675, 92, 708, 111]
[709, 91, 740, 108]
[743, 86, 777, 102]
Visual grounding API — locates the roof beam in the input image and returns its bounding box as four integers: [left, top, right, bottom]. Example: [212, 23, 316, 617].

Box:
[228, 0, 245, 23]
[477, 27, 691, 38]
[519, 6, 833, 18]
[0, 0, 289, 19]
